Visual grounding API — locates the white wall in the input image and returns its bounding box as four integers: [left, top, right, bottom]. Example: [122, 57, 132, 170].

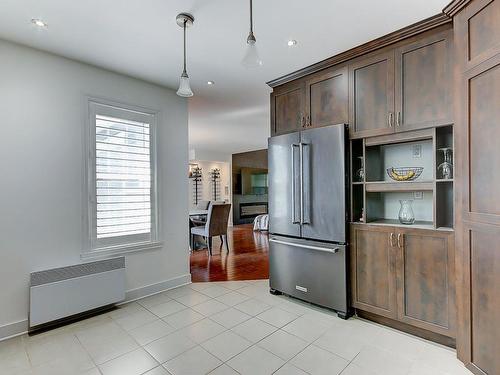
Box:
[188, 160, 231, 208]
[0, 39, 190, 338]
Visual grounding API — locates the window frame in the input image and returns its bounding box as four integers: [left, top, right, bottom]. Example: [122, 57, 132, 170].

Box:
[83, 98, 161, 259]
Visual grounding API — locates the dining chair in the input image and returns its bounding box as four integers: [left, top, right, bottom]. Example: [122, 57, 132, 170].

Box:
[190, 203, 231, 256]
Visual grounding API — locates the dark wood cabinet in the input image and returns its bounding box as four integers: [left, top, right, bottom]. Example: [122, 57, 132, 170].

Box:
[351, 225, 398, 319]
[351, 224, 455, 338]
[305, 66, 348, 128]
[270, 82, 305, 136]
[452, 0, 500, 373]
[395, 229, 455, 337]
[395, 30, 453, 131]
[349, 52, 395, 138]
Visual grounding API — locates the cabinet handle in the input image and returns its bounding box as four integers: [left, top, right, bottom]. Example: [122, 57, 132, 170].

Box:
[396, 111, 402, 127]
[389, 232, 396, 247]
[397, 233, 404, 248]
[388, 112, 394, 127]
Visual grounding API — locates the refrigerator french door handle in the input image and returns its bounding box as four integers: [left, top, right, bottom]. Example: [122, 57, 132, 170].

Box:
[299, 142, 310, 225]
[269, 238, 340, 253]
[290, 144, 300, 224]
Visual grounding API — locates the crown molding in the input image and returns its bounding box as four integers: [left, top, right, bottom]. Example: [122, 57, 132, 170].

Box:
[443, 0, 472, 16]
[267, 13, 451, 88]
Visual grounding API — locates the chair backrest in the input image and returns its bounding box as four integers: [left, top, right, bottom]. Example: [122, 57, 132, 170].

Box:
[206, 203, 231, 236]
[196, 200, 210, 210]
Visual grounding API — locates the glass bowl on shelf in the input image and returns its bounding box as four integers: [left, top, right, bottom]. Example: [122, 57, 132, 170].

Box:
[386, 167, 423, 181]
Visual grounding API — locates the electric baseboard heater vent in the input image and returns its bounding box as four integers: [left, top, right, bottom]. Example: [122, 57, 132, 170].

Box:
[29, 257, 126, 329]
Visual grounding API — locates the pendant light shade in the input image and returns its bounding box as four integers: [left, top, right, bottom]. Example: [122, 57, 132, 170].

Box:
[242, 0, 262, 68]
[176, 13, 194, 97]
[177, 72, 193, 97]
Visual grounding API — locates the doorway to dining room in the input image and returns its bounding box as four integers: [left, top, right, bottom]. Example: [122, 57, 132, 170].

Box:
[190, 224, 269, 282]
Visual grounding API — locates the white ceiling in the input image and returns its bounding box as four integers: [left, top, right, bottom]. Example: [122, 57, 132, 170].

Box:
[0, 0, 449, 154]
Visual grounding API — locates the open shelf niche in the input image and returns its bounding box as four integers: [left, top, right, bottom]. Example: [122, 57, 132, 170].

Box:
[350, 126, 454, 230]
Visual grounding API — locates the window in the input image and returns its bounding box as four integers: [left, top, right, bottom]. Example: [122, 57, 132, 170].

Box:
[86, 100, 159, 256]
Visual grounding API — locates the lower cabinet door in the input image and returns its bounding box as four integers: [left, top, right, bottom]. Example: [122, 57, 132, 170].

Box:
[396, 229, 455, 337]
[351, 225, 398, 319]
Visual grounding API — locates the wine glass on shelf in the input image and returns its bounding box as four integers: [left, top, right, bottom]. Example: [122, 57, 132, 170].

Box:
[437, 147, 453, 180]
[355, 156, 364, 182]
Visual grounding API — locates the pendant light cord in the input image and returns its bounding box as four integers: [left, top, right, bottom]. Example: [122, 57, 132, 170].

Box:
[249, 0, 253, 34]
[182, 20, 187, 75]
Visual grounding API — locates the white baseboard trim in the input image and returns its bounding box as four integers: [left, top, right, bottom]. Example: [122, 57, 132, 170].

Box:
[0, 319, 29, 342]
[124, 273, 192, 303]
[0, 273, 192, 342]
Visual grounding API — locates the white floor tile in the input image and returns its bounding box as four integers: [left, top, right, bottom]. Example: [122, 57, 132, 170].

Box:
[113, 310, 158, 331]
[107, 302, 147, 320]
[210, 308, 251, 329]
[192, 300, 230, 316]
[0, 280, 471, 375]
[164, 346, 222, 375]
[226, 345, 284, 375]
[162, 309, 205, 329]
[200, 286, 232, 298]
[257, 330, 308, 361]
[282, 316, 331, 342]
[137, 292, 172, 309]
[233, 298, 271, 316]
[215, 291, 251, 306]
[174, 291, 212, 307]
[144, 331, 197, 364]
[164, 285, 195, 299]
[340, 363, 377, 375]
[273, 363, 309, 375]
[208, 364, 240, 375]
[99, 348, 158, 375]
[177, 318, 227, 344]
[76, 321, 139, 365]
[256, 307, 298, 328]
[290, 345, 349, 375]
[128, 319, 175, 346]
[143, 366, 172, 375]
[201, 331, 252, 362]
[352, 345, 414, 375]
[149, 300, 187, 318]
[230, 318, 277, 343]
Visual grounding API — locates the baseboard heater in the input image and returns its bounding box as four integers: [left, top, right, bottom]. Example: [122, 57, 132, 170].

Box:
[29, 257, 126, 331]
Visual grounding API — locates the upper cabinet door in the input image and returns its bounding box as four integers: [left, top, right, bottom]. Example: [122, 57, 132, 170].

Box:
[271, 82, 305, 136]
[349, 51, 395, 138]
[395, 30, 453, 132]
[305, 66, 348, 129]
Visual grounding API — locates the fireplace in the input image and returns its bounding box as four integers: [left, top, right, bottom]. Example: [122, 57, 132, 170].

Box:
[240, 202, 268, 219]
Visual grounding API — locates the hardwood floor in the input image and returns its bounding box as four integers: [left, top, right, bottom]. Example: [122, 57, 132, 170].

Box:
[190, 224, 269, 282]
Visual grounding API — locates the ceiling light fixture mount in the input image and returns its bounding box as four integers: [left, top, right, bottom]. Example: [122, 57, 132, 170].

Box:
[242, 0, 263, 68]
[207, 81, 215, 85]
[176, 13, 195, 98]
[287, 39, 297, 47]
[31, 18, 48, 28]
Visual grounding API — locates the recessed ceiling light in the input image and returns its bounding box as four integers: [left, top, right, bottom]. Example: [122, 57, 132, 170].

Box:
[287, 39, 297, 47]
[31, 18, 48, 28]
[207, 81, 215, 85]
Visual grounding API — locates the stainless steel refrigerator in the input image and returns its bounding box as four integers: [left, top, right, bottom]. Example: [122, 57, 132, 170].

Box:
[268, 123, 349, 318]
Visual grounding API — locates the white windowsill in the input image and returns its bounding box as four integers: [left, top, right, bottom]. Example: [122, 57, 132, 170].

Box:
[81, 241, 164, 261]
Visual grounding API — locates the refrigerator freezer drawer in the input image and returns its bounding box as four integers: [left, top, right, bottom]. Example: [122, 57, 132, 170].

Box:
[269, 237, 348, 315]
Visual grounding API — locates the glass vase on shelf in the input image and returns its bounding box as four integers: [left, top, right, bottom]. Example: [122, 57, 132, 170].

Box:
[399, 200, 415, 225]
[437, 147, 453, 179]
[355, 156, 364, 182]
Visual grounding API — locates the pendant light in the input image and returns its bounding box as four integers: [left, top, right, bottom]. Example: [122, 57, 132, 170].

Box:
[242, 0, 263, 68]
[176, 13, 195, 97]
